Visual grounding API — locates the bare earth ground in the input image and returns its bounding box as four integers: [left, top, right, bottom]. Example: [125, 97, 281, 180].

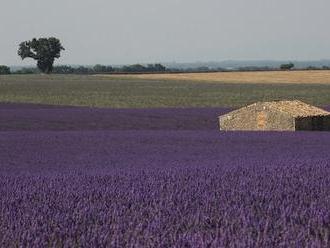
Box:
[112, 70, 330, 84]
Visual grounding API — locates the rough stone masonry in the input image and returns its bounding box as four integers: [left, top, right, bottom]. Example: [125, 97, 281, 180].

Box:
[219, 100, 330, 131]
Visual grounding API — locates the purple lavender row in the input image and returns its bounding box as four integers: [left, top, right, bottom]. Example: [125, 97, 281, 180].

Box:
[1, 130, 330, 246]
[0, 103, 229, 131]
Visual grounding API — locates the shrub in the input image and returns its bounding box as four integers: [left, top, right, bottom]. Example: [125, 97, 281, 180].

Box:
[0, 65, 11, 75]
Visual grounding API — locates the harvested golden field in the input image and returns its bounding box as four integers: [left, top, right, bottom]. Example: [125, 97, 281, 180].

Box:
[113, 70, 330, 84]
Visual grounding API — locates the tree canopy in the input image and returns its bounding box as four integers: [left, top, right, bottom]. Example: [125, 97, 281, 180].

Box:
[280, 63, 295, 70]
[18, 37, 65, 74]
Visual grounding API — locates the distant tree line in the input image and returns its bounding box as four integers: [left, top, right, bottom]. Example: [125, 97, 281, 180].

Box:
[52, 63, 167, 74]
[6, 63, 330, 75]
[14, 67, 39, 74]
[9, 64, 167, 75]
[0, 65, 11, 75]
[305, 65, 330, 70]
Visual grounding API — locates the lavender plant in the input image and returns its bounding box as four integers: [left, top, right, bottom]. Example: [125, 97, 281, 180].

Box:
[1, 104, 330, 247]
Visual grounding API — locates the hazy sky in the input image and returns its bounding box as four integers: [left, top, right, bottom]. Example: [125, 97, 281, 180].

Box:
[1, 0, 330, 66]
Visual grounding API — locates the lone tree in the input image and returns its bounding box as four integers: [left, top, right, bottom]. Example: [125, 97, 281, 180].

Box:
[18, 37, 65, 74]
[280, 63, 294, 70]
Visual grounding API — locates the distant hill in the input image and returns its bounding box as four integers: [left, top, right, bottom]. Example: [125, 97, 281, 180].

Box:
[164, 60, 330, 70]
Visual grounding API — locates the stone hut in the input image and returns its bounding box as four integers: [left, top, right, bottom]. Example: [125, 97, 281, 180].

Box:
[219, 100, 330, 131]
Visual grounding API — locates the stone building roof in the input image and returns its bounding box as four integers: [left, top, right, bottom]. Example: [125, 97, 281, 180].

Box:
[249, 100, 330, 118]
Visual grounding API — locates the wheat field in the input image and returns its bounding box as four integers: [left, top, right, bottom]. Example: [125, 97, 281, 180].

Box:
[113, 70, 330, 84]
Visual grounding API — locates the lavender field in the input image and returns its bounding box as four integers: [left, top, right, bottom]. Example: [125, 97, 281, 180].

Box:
[1, 103, 330, 247]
